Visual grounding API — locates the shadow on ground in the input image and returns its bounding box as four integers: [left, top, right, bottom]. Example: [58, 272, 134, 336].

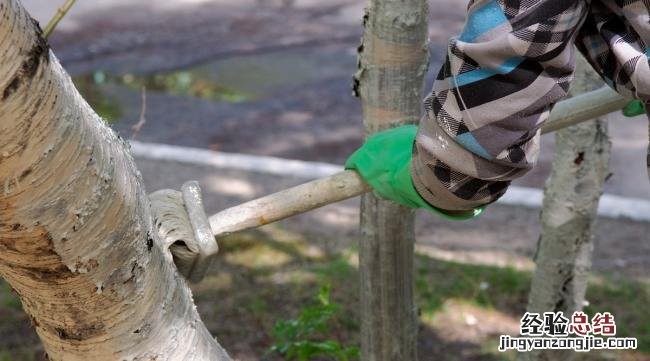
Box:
[2, 222, 649, 360]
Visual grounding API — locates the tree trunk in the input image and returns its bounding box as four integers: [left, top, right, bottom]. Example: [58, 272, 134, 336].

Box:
[0, 1, 230, 360]
[518, 55, 611, 361]
[353, 1, 428, 360]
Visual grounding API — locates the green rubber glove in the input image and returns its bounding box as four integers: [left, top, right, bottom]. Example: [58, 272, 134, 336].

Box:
[345, 125, 483, 221]
[623, 100, 645, 117]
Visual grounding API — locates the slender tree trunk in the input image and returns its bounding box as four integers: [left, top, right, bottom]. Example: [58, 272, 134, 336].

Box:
[518, 55, 611, 361]
[0, 1, 230, 360]
[353, 1, 428, 360]
[647, 108, 650, 182]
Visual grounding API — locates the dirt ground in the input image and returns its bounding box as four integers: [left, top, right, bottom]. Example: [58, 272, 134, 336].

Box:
[1, 0, 650, 360]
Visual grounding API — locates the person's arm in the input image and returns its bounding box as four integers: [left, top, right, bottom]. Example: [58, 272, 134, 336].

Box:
[576, 0, 650, 182]
[412, 0, 589, 211]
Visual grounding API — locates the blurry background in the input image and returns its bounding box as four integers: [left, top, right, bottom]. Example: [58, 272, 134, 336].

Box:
[0, 1, 649, 360]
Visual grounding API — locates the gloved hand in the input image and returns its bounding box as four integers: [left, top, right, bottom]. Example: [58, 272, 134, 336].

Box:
[622, 100, 645, 117]
[345, 125, 483, 221]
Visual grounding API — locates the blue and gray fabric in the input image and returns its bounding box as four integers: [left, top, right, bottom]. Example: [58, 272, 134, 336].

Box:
[413, 0, 650, 211]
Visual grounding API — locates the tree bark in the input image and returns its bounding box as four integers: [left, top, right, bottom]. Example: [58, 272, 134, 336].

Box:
[353, 1, 428, 360]
[0, 1, 230, 360]
[518, 55, 611, 361]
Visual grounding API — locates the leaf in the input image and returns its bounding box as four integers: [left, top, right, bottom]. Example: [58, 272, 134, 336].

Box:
[269, 284, 359, 361]
[317, 284, 331, 306]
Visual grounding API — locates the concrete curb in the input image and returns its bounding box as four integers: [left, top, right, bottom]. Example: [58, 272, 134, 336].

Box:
[131, 141, 340, 179]
[130, 140, 650, 222]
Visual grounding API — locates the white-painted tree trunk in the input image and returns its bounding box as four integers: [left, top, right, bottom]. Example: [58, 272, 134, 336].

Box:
[0, 1, 230, 359]
[518, 55, 611, 361]
[354, 0, 429, 360]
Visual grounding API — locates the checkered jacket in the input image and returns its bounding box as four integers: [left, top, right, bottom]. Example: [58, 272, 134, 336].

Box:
[412, 0, 650, 211]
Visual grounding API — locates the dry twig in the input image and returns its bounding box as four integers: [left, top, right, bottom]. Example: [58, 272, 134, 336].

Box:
[131, 86, 147, 140]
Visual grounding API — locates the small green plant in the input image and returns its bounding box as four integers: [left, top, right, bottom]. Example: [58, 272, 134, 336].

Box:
[269, 285, 359, 361]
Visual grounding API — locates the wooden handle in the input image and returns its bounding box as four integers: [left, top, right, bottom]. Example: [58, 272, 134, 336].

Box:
[208, 86, 628, 238]
[208, 170, 371, 236]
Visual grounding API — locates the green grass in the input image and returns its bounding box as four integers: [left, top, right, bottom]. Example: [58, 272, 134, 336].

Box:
[215, 228, 650, 357]
[1, 228, 649, 360]
[414, 254, 530, 316]
[0, 281, 21, 310]
[413, 253, 650, 353]
[412, 254, 650, 359]
[585, 275, 650, 351]
[71, 75, 123, 123]
[308, 255, 356, 284]
[0, 349, 37, 361]
[70, 68, 252, 125]
[479, 339, 517, 361]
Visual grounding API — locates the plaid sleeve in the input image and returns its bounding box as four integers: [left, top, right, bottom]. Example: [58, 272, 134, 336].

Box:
[575, 1, 650, 101]
[411, 0, 590, 211]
